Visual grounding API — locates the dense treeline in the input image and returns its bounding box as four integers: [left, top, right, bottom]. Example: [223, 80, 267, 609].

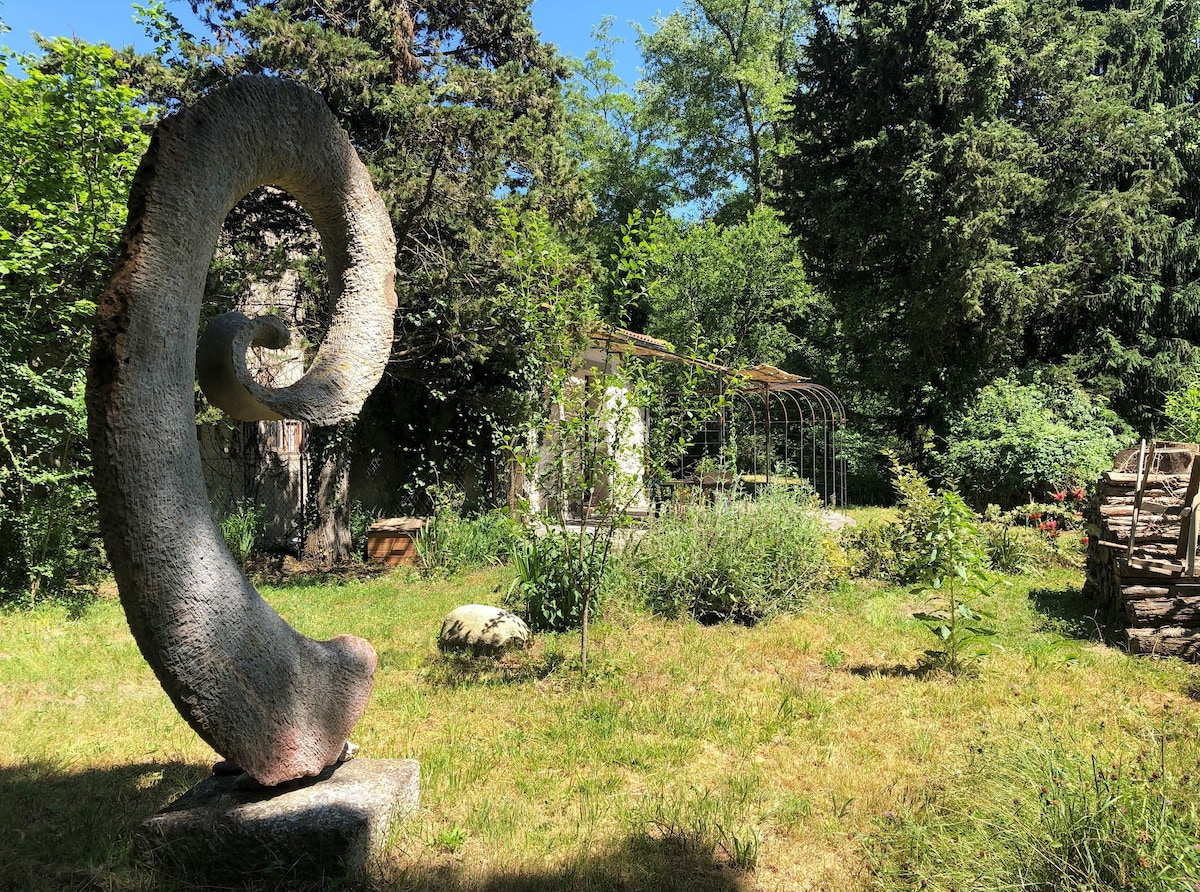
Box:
[784, 0, 1200, 442]
[3, 0, 1199, 603]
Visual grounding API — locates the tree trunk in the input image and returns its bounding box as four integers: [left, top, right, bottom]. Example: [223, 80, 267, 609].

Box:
[304, 424, 354, 566]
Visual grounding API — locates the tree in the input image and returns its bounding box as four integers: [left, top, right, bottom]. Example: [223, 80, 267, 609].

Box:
[1039, 0, 1200, 432]
[638, 0, 809, 215]
[135, 0, 592, 557]
[0, 36, 151, 604]
[782, 0, 1200, 446]
[783, 0, 1056, 448]
[562, 18, 675, 239]
[649, 206, 815, 370]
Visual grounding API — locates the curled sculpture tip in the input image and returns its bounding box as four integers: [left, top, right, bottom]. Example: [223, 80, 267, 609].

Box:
[86, 76, 397, 785]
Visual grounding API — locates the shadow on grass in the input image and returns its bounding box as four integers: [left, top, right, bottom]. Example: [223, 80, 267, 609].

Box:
[421, 648, 567, 688]
[1028, 585, 1109, 641]
[0, 759, 207, 892]
[0, 760, 753, 892]
[844, 663, 929, 679]
[382, 831, 753, 892]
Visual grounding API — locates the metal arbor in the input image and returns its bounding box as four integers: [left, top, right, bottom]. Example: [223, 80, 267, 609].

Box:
[589, 328, 849, 506]
[729, 366, 849, 506]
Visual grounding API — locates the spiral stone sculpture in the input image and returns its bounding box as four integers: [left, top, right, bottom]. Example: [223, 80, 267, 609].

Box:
[87, 77, 397, 786]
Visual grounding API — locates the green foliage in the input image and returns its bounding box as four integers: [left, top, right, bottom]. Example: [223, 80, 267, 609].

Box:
[648, 207, 814, 369]
[638, 0, 808, 212]
[935, 373, 1131, 510]
[563, 19, 675, 239]
[348, 500, 378, 560]
[604, 208, 664, 329]
[783, 0, 1200, 439]
[839, 520, 910, 581]
[910, 488, 995, 676]
[629, 488, 829, 625]
[0, 39, 151, 606]
[219, 500, 265, 565]
[980, 521, 1034, 575]
[1162, 374, 1200, 442]
[140, 0, 592, 527]
[417, 509, 523, 577]
[888, 458, 945, 582]
[507, 531, 607, 633]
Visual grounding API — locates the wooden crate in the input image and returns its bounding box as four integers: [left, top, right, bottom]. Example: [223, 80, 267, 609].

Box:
[366, 517, 428, 567]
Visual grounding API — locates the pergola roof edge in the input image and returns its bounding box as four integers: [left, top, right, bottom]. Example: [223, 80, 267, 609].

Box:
[588, 325, 819, 388]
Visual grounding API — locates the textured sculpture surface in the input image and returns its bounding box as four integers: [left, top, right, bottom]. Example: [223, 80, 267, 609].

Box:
[87, 77, 397, 786]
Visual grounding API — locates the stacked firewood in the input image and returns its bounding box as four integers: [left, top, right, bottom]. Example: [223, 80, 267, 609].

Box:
[1084, 442, 1200, 661]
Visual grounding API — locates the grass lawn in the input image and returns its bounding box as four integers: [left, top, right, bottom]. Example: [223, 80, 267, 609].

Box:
[2, 561, 1199, 890]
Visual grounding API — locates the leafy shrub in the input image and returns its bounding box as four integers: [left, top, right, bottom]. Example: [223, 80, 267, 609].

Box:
[220, 500, 265, 565]
[0, 41, 149, 607]
[348, 500, 378, 559]
[842, 457, 947, 584]
[417, 509, 523, 576]
[935, 372, 1132, 510]
[839, 519, 908, 580]
[628, 487, 829, 624]
[1162, 375, 1200, 441]
[507, 531, 608, 632]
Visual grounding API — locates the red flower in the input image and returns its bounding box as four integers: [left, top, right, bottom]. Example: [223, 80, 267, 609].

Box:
[1052, 490, 1067, 503]
[1072, 487, 1086, 502]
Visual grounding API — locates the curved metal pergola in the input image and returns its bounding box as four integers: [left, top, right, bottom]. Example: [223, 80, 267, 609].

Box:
[588, 326, 851, 507]
[729, 378, 848, 506]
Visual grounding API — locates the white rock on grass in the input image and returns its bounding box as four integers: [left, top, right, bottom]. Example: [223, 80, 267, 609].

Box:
[439, 605, 531, 656]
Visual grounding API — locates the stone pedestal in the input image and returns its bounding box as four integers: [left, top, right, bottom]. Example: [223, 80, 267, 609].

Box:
[139, 758, 419, 886]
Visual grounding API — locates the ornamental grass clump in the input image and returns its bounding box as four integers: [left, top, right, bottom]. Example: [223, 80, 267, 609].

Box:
[870, 728, 1200, 892]
[629, 487, 829, 624]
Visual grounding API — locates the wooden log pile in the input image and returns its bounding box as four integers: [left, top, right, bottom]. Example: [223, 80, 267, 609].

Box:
[1084, 442, 1200, 661]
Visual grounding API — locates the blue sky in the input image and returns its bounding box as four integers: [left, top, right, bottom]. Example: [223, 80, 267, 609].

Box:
[0, 0, 664, 84]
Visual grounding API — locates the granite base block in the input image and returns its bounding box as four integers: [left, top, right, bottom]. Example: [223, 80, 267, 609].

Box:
[138, 758, 419, 885]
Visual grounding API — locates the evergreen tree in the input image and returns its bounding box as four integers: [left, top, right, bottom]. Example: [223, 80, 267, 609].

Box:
[782, 0, 1200, 444]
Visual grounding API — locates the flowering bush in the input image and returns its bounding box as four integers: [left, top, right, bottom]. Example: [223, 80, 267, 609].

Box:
[1010, 489, 1088, 540]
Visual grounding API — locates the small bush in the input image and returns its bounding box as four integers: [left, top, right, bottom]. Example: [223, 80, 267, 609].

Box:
[839, 520, 908, 580]
[507, 531, 608, 632]
[220, 500, 265, 565]
[1163, 376, 1200, 441]
[935, 371, 1131, 510]
[349, 500, 378, 559]
[628, 487, 828, 624]
[843, 458, 946, 584]
[417, 509, 523, 575]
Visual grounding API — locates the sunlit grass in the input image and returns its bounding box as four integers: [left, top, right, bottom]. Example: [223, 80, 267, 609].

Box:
[2, 562, 1199, 890]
